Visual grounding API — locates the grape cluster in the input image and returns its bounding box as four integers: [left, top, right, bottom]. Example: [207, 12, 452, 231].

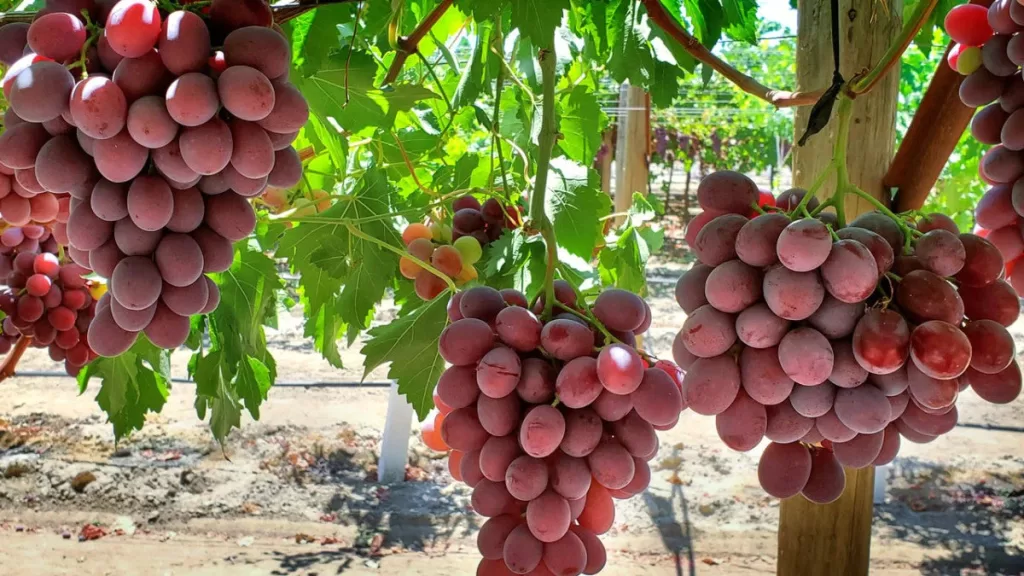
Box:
[430, 284, 684, 575]
[0, 235, 99, 376]
[676, 170, 1022, 503]
[401, 194, 521, 301]
[947, 1, 1024, 295]
[0, 0, 309, 356]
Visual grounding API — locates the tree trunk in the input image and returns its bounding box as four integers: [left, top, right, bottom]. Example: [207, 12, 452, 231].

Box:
[780, 1, 902, 575]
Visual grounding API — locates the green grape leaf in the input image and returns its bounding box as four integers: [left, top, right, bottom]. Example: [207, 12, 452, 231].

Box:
[628, 192, 659, 226]
[452, 22, 492, 110]
[191, 348, 242, 443]
[361, 293, 451, 420]
[547, 184, 612, 260]
[305, 299, 347, 368]
[78, 337, 172, 441]
[598, 226, 650, 295]
[188, 245, 282, 441]
[298, 50, 439, 134]
[455, 0, 504, 21]
[682, 0, 723, 49]
[288, 3, 351, 75]
[649, 59, 685, 108]
[510, 0, 569, 48]
[558, 85, 604, 165]
[570, 0, 609, 59]
[721, 0, 757, 44]
[646, 0, 697, 71]
[607, 0, 651, 85]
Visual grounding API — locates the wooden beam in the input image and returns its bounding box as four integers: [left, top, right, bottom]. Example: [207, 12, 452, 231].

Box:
[781, 0, 903, 574]
[887, 42, 974, 212]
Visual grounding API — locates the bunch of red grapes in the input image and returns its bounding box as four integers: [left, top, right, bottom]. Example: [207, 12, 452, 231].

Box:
[432, 283, 686, 575]
[0, 0, 308, 357]
[948, 1, 1024, 294]
[401, 194, 521, 301]
[676, 170, 1022, 503]
[0, 234, 98, 376]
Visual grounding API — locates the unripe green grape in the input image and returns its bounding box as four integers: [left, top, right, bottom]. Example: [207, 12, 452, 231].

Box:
[454, 235, 482, 264]
[957, 46, 983, 75]
[431, 222, 453, 243]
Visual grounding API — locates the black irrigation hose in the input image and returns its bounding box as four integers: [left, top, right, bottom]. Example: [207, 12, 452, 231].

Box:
[12, 371, 393, 388]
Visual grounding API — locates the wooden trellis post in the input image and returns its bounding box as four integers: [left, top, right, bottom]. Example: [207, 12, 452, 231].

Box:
[614, 85, 649, 221]
[781, 1, 903, 574]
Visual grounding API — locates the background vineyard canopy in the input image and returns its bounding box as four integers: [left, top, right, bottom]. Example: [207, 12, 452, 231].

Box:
[0, 0, 978, 441]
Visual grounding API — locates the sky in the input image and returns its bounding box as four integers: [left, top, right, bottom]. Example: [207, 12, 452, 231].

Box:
[759, 0, 799, 32]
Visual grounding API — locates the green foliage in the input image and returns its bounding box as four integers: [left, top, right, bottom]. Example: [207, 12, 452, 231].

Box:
[361, 293, 451, 421]
[78, 338, 172, 440]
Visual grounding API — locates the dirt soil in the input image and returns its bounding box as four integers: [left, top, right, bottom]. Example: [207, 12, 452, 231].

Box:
[0, 242, 1023, 575]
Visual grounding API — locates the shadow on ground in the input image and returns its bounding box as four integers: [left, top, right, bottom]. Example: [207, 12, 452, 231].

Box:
[875, 459, 1024, 575]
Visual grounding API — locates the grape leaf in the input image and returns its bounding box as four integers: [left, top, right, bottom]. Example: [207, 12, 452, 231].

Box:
[721, 0, 758, 44]
[569, 0, 609, 59]
[189, 246, 282, 441]
[558, 85, 604, 165]
[607, 0, 652, 86]
[645, 0, 697, 71]
[361, 293, 451, 420]
[452, 21, 492, 110]
[598, 226, 651, 295]
[298, 50, 439, 134]
[547, 183, 612, 260]
[191, 348, 242, 443]
[455, 0, 504, 21]
[510, 0, 569, 48]
[649, 60, 685, 108]
[287, 3, 352, 76]
[78, 337, 172, 441]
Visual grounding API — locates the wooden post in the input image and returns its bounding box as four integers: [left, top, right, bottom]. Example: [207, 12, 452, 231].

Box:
[377, 382, 413, 484]
[614, 84, 649, 221]
[781, 1, 903, 575]
[792, 0, 903, 209]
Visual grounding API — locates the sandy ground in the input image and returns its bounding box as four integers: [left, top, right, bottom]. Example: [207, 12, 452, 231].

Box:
[0, 215, 1022, 575]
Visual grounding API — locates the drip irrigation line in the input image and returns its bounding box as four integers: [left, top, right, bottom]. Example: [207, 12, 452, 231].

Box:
[12, 370, 392, 389]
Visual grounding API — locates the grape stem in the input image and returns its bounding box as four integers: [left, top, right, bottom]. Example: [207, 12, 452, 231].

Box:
[382, 0, 454, 85]
[531, 34, 560, 320]
[831, 95, 854, 228]
[848, 0, 939, 98]
[389, 131, 438, 197]
[0, 336, 31, 382]
[343, 223, 457, 292]
[492, 30, 511, 197]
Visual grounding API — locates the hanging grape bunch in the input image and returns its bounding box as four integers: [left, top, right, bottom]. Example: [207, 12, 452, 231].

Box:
[948, 1, 1024, 293]
[433, 283, 687, 575]
[400, 193, 521, 301]
[676, 170, 1021, 503]
[0, 0, 309, 357]
[0, 224, 100, 375]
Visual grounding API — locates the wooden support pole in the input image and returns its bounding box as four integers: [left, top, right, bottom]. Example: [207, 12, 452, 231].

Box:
[887, 42, 974, 212]
[792, 0, 903, 212]
[781, 1, 903, 575]
[614, 85, 649, 223]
